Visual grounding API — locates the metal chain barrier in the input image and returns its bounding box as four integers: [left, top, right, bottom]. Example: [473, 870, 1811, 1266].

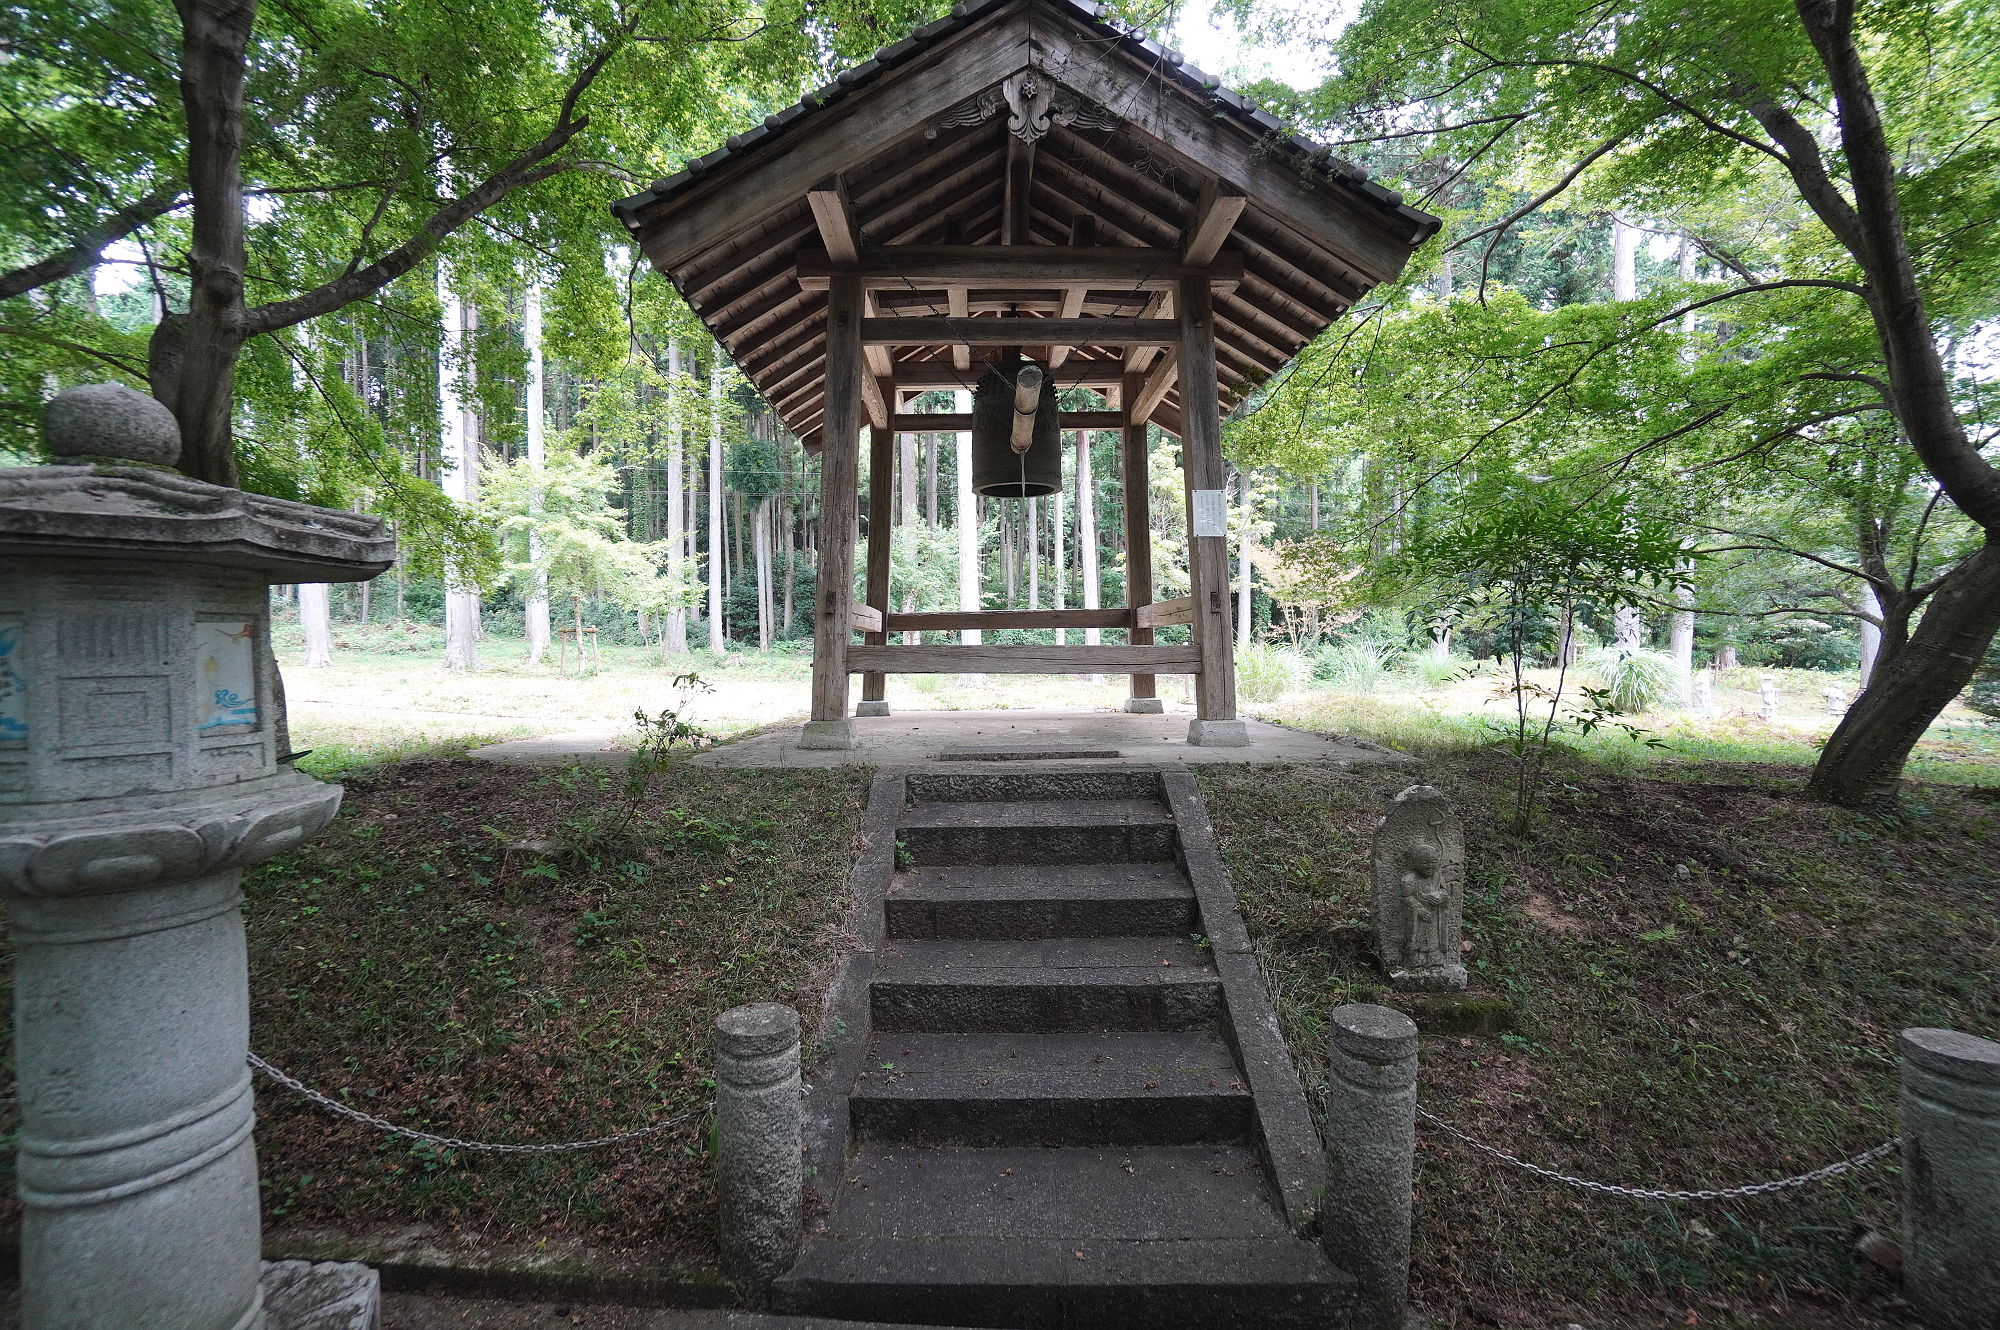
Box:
[247, 1053, 698, 1155]
[1417, 1107, 1900, 1202]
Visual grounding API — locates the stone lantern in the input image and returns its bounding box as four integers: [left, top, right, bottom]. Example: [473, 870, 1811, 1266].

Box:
[0, 385, 393, 1328]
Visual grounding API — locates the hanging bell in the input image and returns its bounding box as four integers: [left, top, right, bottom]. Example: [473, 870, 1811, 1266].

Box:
[970, 351, 1062, 498]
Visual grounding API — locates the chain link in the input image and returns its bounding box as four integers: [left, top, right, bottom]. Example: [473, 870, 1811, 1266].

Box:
[247, 1054, 699, 1155]
[1416, 1108, 1899, 1202]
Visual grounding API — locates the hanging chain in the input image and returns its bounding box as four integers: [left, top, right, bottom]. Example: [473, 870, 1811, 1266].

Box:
[1416, 1108, 1899, 1202]
[247, 1054, 698, 1155]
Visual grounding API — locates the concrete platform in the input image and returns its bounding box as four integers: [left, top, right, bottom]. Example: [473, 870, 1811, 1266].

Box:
[468, 709, 1408, 770]
[692, 709, 1406, 769]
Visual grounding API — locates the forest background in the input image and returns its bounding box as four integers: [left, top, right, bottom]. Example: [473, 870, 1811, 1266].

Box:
[4, 0, 1998, 806]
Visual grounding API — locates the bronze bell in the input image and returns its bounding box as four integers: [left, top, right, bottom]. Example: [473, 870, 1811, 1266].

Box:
[970, 351, 1061, 498]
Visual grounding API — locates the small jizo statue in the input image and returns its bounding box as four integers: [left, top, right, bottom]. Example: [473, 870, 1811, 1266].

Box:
[1692, 668, 1716, 715]
[1372, 785, 1467, 991]
[1757, 674, 1780, 722]
[1822, 685, 1850, 716]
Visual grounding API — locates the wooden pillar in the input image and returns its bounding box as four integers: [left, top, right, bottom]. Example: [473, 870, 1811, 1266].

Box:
[800, 275, 863, 749]
[1119, 391, 1162, 714]
[1176, 276, 1247, 745]
[857, 424, 893, 716]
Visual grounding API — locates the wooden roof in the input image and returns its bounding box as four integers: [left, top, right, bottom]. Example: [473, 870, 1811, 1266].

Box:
[611, 0, 1439, 447]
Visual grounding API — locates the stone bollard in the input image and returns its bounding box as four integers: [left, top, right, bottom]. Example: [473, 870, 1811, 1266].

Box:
[715, 1002, 803, 1287]
[0, 385, 392, 1329]
[1324, 1003, 1420, 1330]
[1899, 1027, 2000, 1330]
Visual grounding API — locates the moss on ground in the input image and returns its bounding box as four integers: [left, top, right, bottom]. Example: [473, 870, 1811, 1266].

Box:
[1197, 750, 1999, 1323]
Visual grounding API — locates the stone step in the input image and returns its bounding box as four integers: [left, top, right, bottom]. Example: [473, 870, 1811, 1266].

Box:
[870, 937, 1221, 1033]
[776, 1145, 1348, 1329]
[897, 799, 1176, 866]
[850, 1031, 1251, 1147]
[885, 863, 1198, 940]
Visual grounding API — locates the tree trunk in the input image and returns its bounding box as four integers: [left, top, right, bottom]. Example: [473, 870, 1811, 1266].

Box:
[162, 0, 255, 487]
[900, 429, 918, 527]
[523, 284, 551, 665]
[1668, 574, 1696, 706]
[1611, 213, 1638, 302]
[1052, 483, 1067, 646]
[440, 273, 479, 673]
[1613, 604, 1646, 650]
[707, 354, 726, 652]
[955, 397, 980, 647]
[1806, 542, 2000, 806]
[925, 431, 939, 527]
[1235, 474, 1253, 648]
[1027, 496, 1039, 613]
[663, 337, 689, 654]
[299, 583, 334, 667]
[754, 495, 773, 650]
[1858, 581, 1883, 688]
[1077, 432, 1100, 646]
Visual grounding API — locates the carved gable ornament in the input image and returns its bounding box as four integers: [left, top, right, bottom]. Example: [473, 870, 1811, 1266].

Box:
[927, 70, 1121, 142]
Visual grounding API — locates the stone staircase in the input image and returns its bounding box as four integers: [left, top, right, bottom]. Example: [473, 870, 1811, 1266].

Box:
[775, 767, 1352, 1329]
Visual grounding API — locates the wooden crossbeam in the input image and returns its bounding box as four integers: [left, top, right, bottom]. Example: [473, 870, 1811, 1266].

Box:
[849, 603, 884, 633]
[888, 410, 1123, 432]
[797, 246, 1243, 291]
[884, 608, 1132, 632]
[891, 362, 1125, 389]
[863, 317, 1178, 346]
[846, 643, 1201, 674]
[1133, 595, 1195, 629]
[1129, 348, 1178, 425]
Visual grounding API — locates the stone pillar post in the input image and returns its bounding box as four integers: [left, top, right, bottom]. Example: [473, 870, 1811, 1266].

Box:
[715, 1002, 803, 1287]
[0, 385, 393, 1330]
[1900, 1027, 2000, 1330]
[1324, 1003, 1419, 1330]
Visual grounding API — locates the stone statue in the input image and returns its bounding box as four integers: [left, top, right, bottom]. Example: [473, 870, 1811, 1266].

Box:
[1757, 674, 1780, 722]
[1823, 685, 1849, 716]
[1372, 785, 1466, 991]
[1691, 668, 1715, 715]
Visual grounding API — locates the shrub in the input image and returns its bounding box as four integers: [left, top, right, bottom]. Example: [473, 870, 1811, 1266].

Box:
[1404, 650, 1472, 688]
[1236, 642, 1311, 701]
[1314, 640, 1400, 693]
[1583, 647, 1682, 713]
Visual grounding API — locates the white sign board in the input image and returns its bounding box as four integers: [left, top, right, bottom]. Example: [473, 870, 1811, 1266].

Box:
[1190, 488, 1228, 538]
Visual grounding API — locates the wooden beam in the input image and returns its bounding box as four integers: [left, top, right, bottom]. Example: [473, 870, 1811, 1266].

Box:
[1181, 179, 1249, 267]
[1003, 135, 1035, 246]
[808, 274, 866, 731]
[863, 317, 1178, 346]
[1125, 291, 1173, 375]
[1047, 225, 1090, 368]
[1133, 595, 1194, 629]
[846, 643, 1201, 675]
[849, 604, 884, 633]
[884, 608, 1131, 632]
[797, 247, 1243, 291]
[1129, 349, 1178, 425]
[806, 177, 861, 265]
[892, 361, 1124, 389]
[889, 410, 1123, 432]
[1177, 274, 1238, 724]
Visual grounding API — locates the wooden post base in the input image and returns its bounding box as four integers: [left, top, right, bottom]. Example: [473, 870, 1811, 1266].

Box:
[1186, 718, 1249, 747]
[798, 719, 859, 750]
[1123, 697, 1165, 714]
[854, 700, 891, 718]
